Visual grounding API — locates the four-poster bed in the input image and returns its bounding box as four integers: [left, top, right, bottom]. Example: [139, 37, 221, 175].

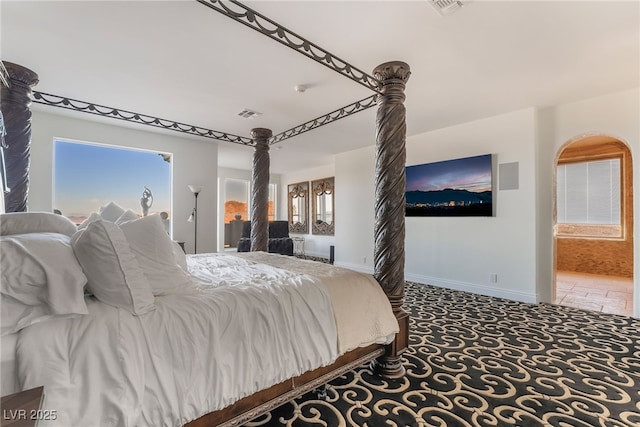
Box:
[1, 1, 411, 426]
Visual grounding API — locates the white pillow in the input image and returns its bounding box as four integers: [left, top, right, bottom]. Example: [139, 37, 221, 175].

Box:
[171, 240, 188, 272]
[1, 232, 88, 336]
[77, 212, 102, 230]
[119, 215, 192, 295]
[115, 209, 139, 224]
[0, 212, 77, 237]
[79, 209, 137, 230]
[71, 220, 155, 315]
[98, 202, 126, 222]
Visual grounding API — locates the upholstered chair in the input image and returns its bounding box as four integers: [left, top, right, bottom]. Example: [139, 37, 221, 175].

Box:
[237, 220, 294, 256]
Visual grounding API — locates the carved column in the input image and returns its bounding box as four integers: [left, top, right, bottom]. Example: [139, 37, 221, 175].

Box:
[1, 62, 39, 213]
[250, 128, 272, 252]
[371, 61, 411, 379]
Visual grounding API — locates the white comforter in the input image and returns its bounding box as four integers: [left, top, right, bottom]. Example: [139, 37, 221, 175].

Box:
[15, 253, 397, 427]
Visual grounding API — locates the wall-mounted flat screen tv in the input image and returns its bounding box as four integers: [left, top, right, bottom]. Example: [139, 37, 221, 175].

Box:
[405, 154, 493, 217]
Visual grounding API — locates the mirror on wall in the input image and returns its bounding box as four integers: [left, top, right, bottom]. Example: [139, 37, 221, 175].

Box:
[288, 181, 308, 234]
[311, 177, 334, 235]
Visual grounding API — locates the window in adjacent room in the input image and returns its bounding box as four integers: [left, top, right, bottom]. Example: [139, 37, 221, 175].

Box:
[223, 180, 277, 248]
[268, 183, 277, 222]
[223, 178, 249, 248]
[53, 139, 172, 230]
[556, 156, 622, 238]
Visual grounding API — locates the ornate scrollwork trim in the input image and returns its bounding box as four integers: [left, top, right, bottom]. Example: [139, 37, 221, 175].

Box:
[289, 184, 307, 199]
[289, 222, 307, 234]
[196, 0, 380, 93]
[31, 91, 254, 145]
[312, 220, 334, 236]
[372, 61, 411, 86]
[270, 95, 377, 145]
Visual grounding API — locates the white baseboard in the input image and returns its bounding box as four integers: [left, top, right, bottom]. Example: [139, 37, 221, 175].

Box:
[405, 273, 537, 304]
[333, 261, 374, 274]
[332, 264, 537, 304]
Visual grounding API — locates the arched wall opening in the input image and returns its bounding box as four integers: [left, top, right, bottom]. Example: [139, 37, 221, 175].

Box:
[553, 134, 633, 316]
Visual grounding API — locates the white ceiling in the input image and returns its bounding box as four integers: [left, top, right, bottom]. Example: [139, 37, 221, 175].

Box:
[2, 1, 638, 174]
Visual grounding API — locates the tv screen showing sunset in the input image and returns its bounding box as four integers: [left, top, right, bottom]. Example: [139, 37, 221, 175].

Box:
[405, 154, 493, 217]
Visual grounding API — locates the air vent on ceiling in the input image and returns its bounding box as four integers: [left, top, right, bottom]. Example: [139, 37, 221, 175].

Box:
[428, 0, 469, 16]
[237, 108, 262, 119]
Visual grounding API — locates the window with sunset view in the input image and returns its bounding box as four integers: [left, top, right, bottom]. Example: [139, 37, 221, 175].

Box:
[53, 139, 172, 229]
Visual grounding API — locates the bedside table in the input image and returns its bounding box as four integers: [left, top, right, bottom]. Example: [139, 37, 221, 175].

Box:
[1, 386, 45, 427]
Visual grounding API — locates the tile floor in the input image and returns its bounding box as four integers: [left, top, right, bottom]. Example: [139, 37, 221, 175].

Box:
[555, 270, 634, 317]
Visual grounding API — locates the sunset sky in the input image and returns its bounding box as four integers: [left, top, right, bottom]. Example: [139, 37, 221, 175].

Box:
[54, 140, 172, 219]
[406, 154, 492, 193]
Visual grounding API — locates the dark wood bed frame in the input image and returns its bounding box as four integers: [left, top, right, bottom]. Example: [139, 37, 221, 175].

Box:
[1, 4, 411, 426]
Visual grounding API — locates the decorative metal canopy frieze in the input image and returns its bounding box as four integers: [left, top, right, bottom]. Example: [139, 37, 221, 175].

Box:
[196, 0, 381, 93]
[32, 91, 254, 145]
[27, 1, 387, 148]
[270, 95, 377, 145]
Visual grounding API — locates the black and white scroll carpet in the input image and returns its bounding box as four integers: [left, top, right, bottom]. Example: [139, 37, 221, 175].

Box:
[247, 281, 640, 427]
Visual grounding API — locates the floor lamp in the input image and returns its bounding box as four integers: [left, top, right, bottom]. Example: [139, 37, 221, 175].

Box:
[187, 185, 202, 254]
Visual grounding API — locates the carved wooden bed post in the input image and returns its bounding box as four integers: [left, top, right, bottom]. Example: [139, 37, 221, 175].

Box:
[371, 61, 411, 379]
[1, 62, 39, 213]
[250, 128, 272, 252]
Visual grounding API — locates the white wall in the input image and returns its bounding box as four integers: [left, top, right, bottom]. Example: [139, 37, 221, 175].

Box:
[280, 164, 335, 258]
[406, 109, 537, 302]
[335, 109, 539, 303]
[335, 148, 375, 270]
[29, 110, 219, 254]
[537, 88, 640, 316]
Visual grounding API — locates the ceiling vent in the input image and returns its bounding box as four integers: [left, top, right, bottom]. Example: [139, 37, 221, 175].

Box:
[428, 0, 469, 16]
[237, 108, 262, 119]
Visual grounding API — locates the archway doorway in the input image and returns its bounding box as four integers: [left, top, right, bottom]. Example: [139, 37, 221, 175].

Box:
[553, 135, 634, 317]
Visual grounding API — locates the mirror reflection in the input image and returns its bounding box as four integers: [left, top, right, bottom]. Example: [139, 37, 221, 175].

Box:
[288, 182, 308, 234]
[311, 177, 335, 235]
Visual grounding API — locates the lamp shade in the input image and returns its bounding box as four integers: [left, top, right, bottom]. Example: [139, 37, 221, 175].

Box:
[188, 185, 202, 194]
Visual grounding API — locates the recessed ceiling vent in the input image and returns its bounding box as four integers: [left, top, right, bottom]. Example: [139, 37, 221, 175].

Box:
[237, 108, 262, 119]
[428, 0, 469, 16]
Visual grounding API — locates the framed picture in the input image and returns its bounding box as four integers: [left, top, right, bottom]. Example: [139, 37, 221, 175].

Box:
[405, 154, 494, 217]
[287, 181, 308, 234]
[311, 177, 334, 235]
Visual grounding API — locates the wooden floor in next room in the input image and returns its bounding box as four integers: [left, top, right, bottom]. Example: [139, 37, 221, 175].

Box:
[555, 270, 634, 317]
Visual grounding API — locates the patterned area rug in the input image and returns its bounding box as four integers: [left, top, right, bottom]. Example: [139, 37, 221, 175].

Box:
[246, 281, 640, 427]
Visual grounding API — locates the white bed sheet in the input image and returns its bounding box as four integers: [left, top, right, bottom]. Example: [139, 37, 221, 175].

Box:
[17, 299, 146, 427]
[234, 252, 399, 353]
[15, 253, 341, 427]
[136, 253, 339, 426]
[1, 333, 19, 395]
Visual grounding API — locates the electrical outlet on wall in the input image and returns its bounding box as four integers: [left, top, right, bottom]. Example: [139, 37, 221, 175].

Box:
[362, 256, 367, 264]
[490, 274, 498, 283]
